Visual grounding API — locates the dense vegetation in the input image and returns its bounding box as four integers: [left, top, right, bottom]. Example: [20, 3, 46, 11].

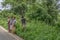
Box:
[2, 0, 58, 25]
[0, 0, 60, 40]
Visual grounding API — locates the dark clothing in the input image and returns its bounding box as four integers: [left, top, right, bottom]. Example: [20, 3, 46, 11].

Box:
[21, 18, 26, 25]
[21, 17, 26, 31]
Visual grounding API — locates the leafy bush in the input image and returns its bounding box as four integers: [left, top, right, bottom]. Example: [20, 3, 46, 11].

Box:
[15, 20, 60, 40]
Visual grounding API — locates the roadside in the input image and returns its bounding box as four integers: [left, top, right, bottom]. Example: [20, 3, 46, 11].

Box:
[0, 26, 24, 40]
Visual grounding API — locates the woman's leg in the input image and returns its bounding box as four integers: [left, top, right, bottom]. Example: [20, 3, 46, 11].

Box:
[8, 24, 10, 32]
[11, 26, 16, 34]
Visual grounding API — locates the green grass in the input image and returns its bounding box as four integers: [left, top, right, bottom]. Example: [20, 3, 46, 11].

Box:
[16, 21, 60, 40]
[0, 18, 8, 29]
[0, 16, 60, 40]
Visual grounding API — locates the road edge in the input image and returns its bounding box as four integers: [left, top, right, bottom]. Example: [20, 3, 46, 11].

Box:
[0, 26, 24, 40]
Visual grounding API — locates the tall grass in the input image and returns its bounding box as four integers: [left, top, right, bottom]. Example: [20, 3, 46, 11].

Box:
[16, 20, 60, 40]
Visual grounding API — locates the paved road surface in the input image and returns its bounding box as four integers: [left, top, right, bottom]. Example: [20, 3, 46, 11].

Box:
[0, 28, 16, 40]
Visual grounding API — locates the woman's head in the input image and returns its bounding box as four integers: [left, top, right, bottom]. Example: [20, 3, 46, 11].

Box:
[8, 16, 10, 18]
[13, 16, 16, 19]
[21, 16, 24, 18]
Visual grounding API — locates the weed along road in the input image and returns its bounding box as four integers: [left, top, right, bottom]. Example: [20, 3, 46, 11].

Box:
[0, 27, 16, 40]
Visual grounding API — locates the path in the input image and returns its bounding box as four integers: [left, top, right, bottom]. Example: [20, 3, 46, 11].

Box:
[0, 26, 23, 40]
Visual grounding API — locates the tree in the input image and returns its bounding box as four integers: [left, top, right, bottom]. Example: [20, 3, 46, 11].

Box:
[2, 0, 58, 25]
[28, 0, 58, 25]
[2, 0, 36, 30]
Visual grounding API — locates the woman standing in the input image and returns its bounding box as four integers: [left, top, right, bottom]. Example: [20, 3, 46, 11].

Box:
[11, 17, 16, 34]
[21, 16, 26, 31]
[8, 17, 10, 32]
